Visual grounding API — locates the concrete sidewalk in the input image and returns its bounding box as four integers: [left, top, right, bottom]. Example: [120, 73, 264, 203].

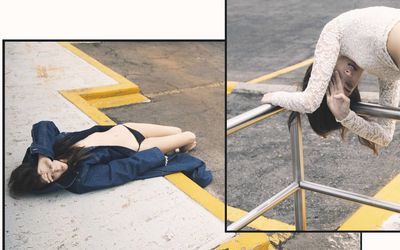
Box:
[4, 42, 228, 249]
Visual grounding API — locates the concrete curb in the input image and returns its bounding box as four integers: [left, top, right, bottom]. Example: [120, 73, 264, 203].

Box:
[231, 82, 379, 102]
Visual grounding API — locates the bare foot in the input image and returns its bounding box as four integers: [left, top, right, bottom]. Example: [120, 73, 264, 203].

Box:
[178, 141, 197, 153]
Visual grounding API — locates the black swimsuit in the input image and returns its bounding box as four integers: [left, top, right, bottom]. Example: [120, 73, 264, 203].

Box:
[122, 125, 145, 151]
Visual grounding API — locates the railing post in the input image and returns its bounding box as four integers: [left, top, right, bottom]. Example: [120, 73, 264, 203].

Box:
[290, 113, 307, 230]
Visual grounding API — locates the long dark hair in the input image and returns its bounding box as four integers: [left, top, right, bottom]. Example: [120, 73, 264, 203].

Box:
[8, 134, 91, 197]
[288, 64, 378, 155]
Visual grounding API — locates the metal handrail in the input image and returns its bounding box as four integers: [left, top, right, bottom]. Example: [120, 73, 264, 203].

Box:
[227, 102, 400, 231]
[227, 104, 284, 135]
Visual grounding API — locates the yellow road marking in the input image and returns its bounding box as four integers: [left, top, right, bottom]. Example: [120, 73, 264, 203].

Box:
[227, 58, 313, 94]
[247, 58, 313, 84]
[59, 42, 137, 86]
[227, 81, 239, 94]
[58, 42, 149, 109]
[214, 233, 271, 250]
[339, 174, 400, 230]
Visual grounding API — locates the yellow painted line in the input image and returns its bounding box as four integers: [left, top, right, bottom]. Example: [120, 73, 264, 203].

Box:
[59, 42, 136, 86]
[214, 232, 293, 250]
[80, 84, 140, 100]
[247, 58, 313, 84]
[60, 91, 116, 126]
[268, 233, 293, 246]
[166, 173, 293, 230]
[339, 174, 400, 230]
[227, 58, 313, 96]
[214, 233, 272, 250]
[58, 42, 150, 109]
[227, 206, 294, 230]
[87, 93, 149, 109]
[227, 81, 239, 94]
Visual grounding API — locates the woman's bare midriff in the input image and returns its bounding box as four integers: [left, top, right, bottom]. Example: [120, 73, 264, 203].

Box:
[387, 21, 400, 68]
[74, 124, 140, 151]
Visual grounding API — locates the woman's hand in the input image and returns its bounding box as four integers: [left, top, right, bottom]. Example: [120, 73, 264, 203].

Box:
[37, 154, 53, 183]
[261, 93, 273, 104]
[327, 71, 350, 121]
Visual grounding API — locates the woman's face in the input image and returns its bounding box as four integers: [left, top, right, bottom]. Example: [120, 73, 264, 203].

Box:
[334, 56, 363, 96]
[40, 160, 68, 183]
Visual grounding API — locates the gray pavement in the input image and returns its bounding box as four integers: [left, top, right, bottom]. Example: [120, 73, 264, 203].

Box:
[76, 42, 224, 94]
[75, 42, 225, 200]
[280, 233, 360, 250]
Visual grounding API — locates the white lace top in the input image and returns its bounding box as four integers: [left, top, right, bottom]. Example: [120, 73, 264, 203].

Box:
[265, 6, 400, 146]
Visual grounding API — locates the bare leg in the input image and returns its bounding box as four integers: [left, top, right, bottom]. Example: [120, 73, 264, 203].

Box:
[123, 123, 182, 138]
[139, 132, 196, 154]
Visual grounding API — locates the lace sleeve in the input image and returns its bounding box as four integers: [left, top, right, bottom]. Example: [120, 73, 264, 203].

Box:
[339, 78, 400, 146]
[264, 18, 341, 113]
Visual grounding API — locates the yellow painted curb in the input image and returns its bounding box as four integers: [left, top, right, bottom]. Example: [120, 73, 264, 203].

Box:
[60, 91, 116, 125]
[227, 206, 294, 231]
[166, 173, 293, 230]
[214, 233, 272, 250]
[247, 58, 313, 84]
[58, 42, 150, 109]
[339, 174, 400, 230]
[59, 42, 137, 86]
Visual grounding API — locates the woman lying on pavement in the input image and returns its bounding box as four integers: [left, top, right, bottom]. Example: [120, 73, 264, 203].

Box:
[8, 121, 212, 196]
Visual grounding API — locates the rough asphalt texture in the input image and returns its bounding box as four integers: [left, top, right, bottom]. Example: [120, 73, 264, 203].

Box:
[75, 42, 225, 200]
[280, 233, 360, 250]
[228, 0, 400, 92]
[227, 0, 400, 240]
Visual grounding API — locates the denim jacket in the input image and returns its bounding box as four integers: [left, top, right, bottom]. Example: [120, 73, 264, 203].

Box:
[24, 121, 212, 194]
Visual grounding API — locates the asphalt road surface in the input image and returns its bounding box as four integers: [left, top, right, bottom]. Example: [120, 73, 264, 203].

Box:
[75, 42, 225, 200]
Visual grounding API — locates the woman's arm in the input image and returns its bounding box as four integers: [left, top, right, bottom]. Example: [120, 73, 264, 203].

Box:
[30, 121, 60, 159]
[262, 18, 341, 113]
[72, 147, 166, 193]
[339, 78, 400, 146]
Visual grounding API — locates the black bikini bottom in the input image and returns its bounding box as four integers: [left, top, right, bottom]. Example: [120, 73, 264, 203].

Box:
[122, 125, 145, 150]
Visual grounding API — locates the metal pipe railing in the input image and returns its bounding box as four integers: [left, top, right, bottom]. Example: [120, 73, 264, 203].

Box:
[352, 102, 400, 120]
[290, 114, 307, 230]
[227, 104, 284, 135]
[227, 182, 299, 231]
[227, 101, 400, 231]
[227, 102, 400, 135]
[300, 181, 400, 213]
